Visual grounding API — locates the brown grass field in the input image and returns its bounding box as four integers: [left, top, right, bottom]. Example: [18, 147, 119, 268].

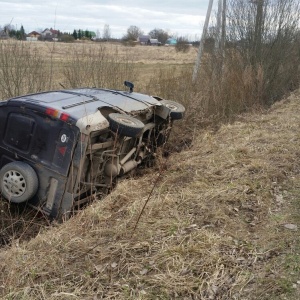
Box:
[37, 41, 197, 65]
[0, 41, 300, 299]
[0, 41, 198, 110]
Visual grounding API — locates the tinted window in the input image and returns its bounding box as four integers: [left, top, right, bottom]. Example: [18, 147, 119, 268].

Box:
[4, 113, 35, 151]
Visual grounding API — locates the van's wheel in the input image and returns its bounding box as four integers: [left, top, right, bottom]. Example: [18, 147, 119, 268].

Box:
[160, 100, 185, 120]
[0, 162, 38, 203]
[108, 113, 144, 137]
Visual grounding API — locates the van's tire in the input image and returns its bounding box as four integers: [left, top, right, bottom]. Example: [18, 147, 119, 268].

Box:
[0, 161, 38, 203]
[160, 100, 185, 120]
[108, 113, 144, 137]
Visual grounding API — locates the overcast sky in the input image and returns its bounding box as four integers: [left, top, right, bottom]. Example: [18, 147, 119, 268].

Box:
[0, 0, 212, 40]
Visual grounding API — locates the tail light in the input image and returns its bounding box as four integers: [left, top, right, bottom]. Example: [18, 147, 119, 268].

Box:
[60, 113, 70, 122]
[45, 107, 70, 122]
[58, 146, 67, 156]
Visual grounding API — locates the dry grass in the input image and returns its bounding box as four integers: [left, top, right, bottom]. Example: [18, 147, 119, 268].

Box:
[1, 88, 300, 299]
[33, 41, 197, 65]
[0, 41, 197, 101]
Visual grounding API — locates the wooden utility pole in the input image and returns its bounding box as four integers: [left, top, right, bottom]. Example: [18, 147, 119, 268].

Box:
[254, 0, 264, 61]
[215, 0, 223, 52]
[215, 0, 226, 72]
[250, 0, 264, 63]
[192, 0, 214, 82]
[221, 0, 226, 56]
[215, 0, 226, 54]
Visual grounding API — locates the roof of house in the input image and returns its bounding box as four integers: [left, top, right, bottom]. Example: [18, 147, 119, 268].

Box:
[42, 28, 59, 35]
[28, 31, 41, 36]
[50, 29, 59, 35]
[0, 30, 9, 38]
[138, 35, 150, 42]
[150, 39, 159, 44]
[166, 38, 177, 45]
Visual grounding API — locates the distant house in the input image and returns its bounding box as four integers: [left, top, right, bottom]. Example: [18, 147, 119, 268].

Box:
[0, 30, 9, 40]
[138, 35, 161, 46]
[41, 28, 60, 41]
[26, 31, 41, 41]
[165, 38, 177, 46]
[149, 38, 160, 46]
[138, 35, 150, 45]
[28, 31, 41, 38]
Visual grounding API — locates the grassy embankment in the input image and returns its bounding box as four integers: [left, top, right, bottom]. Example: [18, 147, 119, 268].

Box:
[0, 41, 299, 299]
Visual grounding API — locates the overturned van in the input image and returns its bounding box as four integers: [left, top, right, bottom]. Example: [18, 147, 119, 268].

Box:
[0, 82, 185, 219]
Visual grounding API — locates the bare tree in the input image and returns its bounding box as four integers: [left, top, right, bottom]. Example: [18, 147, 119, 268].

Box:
[190, 0, 300, 121]
[148, 28, 169, 44]
[96, 29, 101, 39]
[123, 25, 143, 41]
[103, 24, 111, 41]
[225, 0, 300, 102]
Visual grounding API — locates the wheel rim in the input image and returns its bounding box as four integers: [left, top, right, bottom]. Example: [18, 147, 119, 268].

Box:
[165, 103, 178, 111]
[117, 117, 137, 126]
[2, 170, 26, 197]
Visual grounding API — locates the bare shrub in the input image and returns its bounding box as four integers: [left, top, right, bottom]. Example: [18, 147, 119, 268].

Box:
[177, 0, 300, 137]
[135, 0, 300, 140]
[60, 34, 75, 43]
[62, 44, 136, 89]
[224, 0, 300, 104]
[0, 40, 51, 100]
[198, 51, 266, 120]
[175, 36, 190, 53]
[122, 40, 137, 47]
[144, 67, 210, 141]
[144, 0, 300, 139]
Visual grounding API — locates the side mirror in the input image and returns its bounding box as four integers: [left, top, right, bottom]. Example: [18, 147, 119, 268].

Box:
[124, 81, 134, 93]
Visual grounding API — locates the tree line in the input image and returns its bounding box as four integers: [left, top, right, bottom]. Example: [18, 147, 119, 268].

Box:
[0, 23, 184, 45]
[0, 24, 26, 40]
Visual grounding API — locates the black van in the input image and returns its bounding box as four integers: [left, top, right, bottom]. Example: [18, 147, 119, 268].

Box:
[0, 83, 184, 219]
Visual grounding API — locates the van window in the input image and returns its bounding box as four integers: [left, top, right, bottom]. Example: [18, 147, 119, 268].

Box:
[4, 113, 35, 152]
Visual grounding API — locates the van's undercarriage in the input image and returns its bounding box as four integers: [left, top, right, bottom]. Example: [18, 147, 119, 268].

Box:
[44, 115, 172, 219]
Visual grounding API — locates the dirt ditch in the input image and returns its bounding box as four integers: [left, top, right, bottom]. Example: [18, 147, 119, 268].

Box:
[0, 200, 51, 247]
